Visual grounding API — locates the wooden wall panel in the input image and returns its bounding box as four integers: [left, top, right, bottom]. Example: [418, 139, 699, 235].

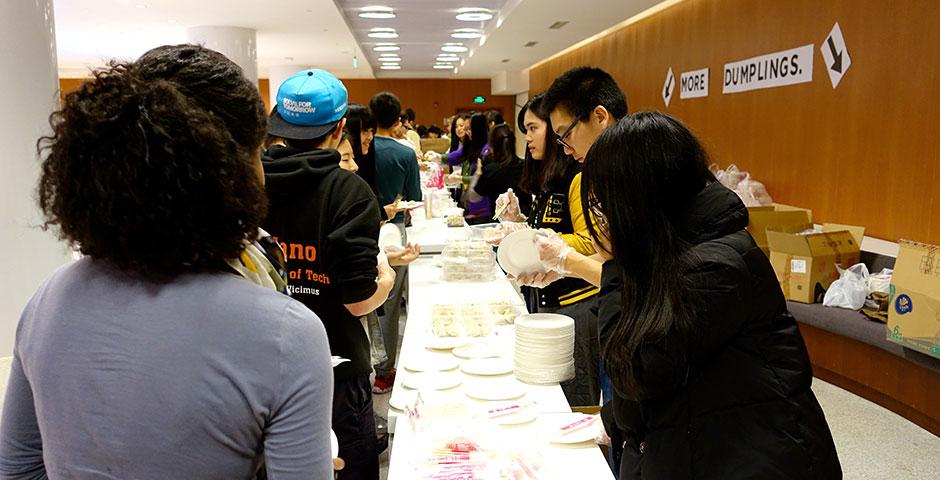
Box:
[529, 0, 940, 245]
[62, 77, 513, 130]
[340, 78, 515, 129]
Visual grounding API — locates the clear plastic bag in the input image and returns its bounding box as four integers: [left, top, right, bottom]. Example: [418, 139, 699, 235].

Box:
[823, 263, 870, 310]
[734, 174, 774, 207]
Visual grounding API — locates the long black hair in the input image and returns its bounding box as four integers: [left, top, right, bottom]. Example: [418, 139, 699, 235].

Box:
[483, 124, 517, 165]
[345, 103, 378, 194]
[459, 112, 489, 176]
[517, 94, 570, 194]
[581, 112, 714, 397]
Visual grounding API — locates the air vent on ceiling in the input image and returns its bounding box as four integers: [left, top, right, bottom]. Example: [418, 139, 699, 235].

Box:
[524, 41, 538, 47]
[501, 59, 510, 63]
[548, 21, 569, 30]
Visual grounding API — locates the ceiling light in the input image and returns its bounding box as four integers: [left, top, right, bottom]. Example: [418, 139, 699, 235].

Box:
[380, 65, 401, 70]
[441, 43, 468, 53]
[373, 43, 400, 52]
[456, 8, 493, 21]
[368, 27, 399, 39]
[434, 64, 455, 70]
[135, 4, 147, 9]
[378, 55, 401, 61]
[451, 28, 482, 39]
[359, 6, 396, 19]
[548, 21, 570, 30]
[437, 54, 460, 60]
[378, 53, 400, 58]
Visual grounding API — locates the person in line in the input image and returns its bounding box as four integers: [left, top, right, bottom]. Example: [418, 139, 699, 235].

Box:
[428, 125, 444, 138]
[582, 112, 842, 479]
[450, 112, 490, 221]
[369, 91, 422, 394]
[0, 44, 334, 479]
[446, 114, 469, 167]
[485, 110, 505, 130]
[416, 125, 429, 138]
[337, 131, 359, 174]
[469, 123, 531, 216]
[494, 94, 601, 406]
[264, 69, 395, 480]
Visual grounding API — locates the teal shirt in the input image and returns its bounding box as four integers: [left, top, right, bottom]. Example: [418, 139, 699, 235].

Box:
[373, 136, 422, 223]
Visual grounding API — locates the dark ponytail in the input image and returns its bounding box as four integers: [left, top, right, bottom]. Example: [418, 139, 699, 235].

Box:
[38, 44, 268, 279]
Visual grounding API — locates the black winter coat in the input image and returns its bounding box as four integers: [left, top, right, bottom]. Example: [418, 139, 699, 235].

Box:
[599, 182, 842, 479]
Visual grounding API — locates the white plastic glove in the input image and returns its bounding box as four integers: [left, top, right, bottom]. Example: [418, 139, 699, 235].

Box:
[509, 271, 564, 289]
[535, 229, 573, 274]
[494, 188, 527, 223]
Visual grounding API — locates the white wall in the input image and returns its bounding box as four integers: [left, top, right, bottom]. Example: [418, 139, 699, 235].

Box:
[0, 0, 72, 355]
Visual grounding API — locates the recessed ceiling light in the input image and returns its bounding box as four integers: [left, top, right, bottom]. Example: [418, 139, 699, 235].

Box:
[441, 43, 468, 53]
[168, 19, 177, 24]
[379, 56, 402, 62]
[380, 65, 401, 70]
[433, 64, 455, 70]
[436, 57, 459, 63]
[451, 28, 482, 39]
[368, 27, 399, 39]
[456, 8, 493, 21]
[373, 43, 400, 52]
[135, 4, 147, 9]
[378, 53, 399, 57]
[359, 6, 396, 19]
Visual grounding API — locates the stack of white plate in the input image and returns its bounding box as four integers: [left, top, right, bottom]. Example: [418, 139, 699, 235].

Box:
[513, 313, 575, 384]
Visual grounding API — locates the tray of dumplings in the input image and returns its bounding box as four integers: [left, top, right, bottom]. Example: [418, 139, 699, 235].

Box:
[439, 240, 496, 283]
[430, 301, 521, 338]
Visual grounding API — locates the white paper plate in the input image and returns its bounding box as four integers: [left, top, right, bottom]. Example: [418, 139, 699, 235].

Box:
[496, 230, 546, 277]
[425, 337, 468, 350]
[403, 355, 459, 372]
[548, 414, 599, 444]
[461, 358, 514, 376]
[388, 390, 418, 411]
[465, 380, 528, 401]
[493, 408, 537, 426]
[402, 372, 463, 391]
[452, 343, 502, 359]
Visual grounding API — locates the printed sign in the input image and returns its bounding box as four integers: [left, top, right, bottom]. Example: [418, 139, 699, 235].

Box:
[791, 259, 807, 274]
[662, 68, 675, 107]
[680, 68, 709, 99]
[722, 44, 814, 94]
[821, 22, 851, 89]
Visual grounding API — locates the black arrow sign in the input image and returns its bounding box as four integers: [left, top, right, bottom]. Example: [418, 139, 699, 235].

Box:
[664, 74, 673, 98]
[827, 36, 843, 73]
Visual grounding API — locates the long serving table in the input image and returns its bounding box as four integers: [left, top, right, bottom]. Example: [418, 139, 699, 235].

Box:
[384, 218, 614, 479]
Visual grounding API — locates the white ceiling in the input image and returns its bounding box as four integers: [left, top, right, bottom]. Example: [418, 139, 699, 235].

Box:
[53, 0, 670, 81]
[54, 0, 373, 78]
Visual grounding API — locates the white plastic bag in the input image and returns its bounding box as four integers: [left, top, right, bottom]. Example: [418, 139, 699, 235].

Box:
[868, 268, 893, 294]
[716, 164, 748, 190]
[734, 174, 774, 207]
[823, 263, 870, 310]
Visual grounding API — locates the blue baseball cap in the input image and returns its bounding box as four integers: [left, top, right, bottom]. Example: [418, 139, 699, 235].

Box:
[268, 69, 348, 140]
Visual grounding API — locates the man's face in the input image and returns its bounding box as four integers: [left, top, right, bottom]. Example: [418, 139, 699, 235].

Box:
[549, 107, 607, 162]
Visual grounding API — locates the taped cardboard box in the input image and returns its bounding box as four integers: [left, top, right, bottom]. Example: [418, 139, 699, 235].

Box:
[887, 240, 940, 359]
[766, 224, 865, 303]
[747, 204, 812, 257]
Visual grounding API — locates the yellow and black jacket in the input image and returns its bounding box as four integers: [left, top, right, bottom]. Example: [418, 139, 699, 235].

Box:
[527, 162, 599, 309]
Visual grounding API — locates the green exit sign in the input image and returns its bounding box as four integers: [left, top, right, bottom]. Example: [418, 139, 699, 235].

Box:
[472, 96, 486, 104]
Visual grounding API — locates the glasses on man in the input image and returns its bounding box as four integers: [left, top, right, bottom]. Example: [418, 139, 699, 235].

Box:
[555, 119, 581, 150]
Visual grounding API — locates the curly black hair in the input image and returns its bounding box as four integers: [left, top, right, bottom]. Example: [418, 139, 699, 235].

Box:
[38, 44, 268, 279]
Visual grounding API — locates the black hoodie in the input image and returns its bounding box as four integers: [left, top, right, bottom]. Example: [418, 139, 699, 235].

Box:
[598, 182, 840, 479]
[263, 145, 381, 381]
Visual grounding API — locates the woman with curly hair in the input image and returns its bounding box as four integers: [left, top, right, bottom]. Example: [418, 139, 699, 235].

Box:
[0, 45, 334, 479]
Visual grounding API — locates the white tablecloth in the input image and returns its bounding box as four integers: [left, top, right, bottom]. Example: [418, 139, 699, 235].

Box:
[385, 256, 613, 479]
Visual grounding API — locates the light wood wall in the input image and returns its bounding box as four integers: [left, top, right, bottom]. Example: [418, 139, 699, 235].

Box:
[530, 0, 940, 245]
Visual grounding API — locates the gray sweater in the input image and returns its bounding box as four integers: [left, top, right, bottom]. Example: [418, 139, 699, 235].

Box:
[0, 258, 334, 480]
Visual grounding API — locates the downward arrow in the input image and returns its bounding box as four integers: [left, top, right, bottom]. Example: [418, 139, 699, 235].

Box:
[827, 36, 843, 73]
[664, 75, 673, 98]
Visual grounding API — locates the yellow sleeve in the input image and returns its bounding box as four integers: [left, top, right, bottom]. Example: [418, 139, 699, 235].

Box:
[559, 173, 597, 256]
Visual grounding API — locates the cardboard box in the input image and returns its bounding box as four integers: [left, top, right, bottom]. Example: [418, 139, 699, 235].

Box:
[766, 224, 865, 303]
[747, 204, 813, 256]
[887, 240, 940, 359]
